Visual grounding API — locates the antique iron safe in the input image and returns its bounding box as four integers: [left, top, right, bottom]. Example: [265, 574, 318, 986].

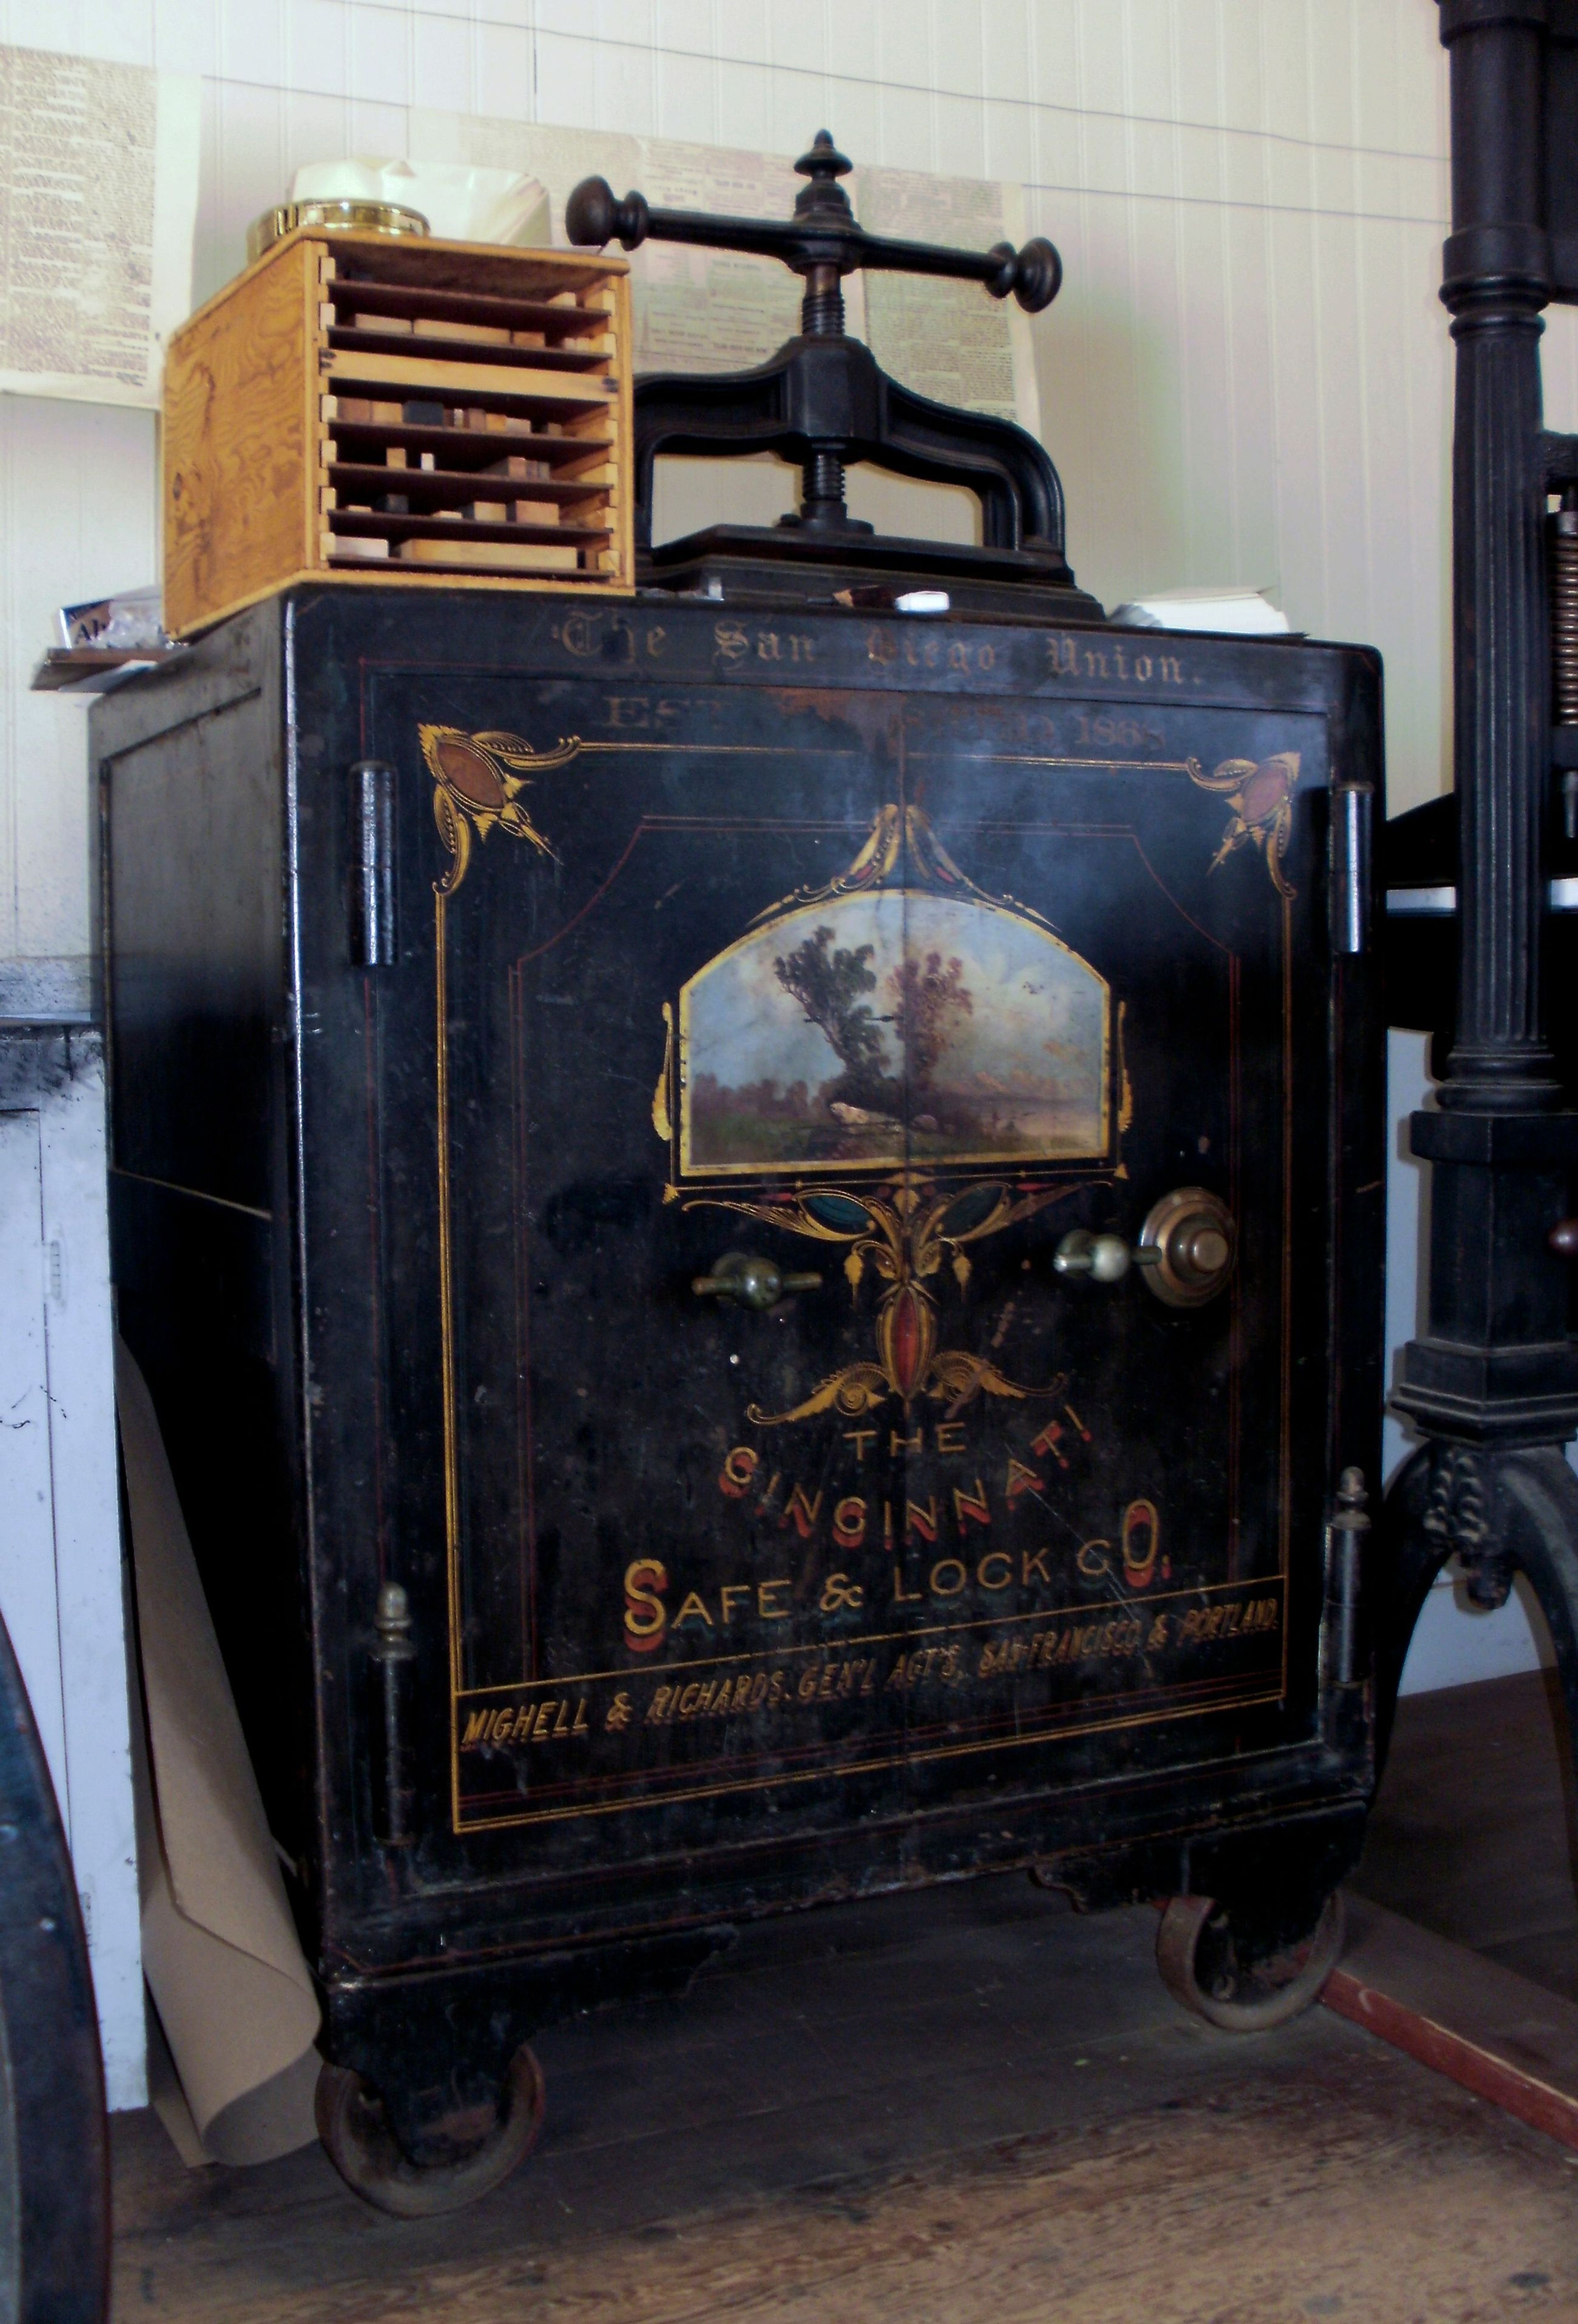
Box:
[99, 141, 1386, 2212]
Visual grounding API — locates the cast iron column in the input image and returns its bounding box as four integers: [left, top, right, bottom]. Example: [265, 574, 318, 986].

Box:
[1440, 0, 1556, 1112]
[1395, 0, 1578, 1474]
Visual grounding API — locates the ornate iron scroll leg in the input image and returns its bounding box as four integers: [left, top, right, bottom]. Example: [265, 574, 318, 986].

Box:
[1371, 1446, 1451, 1785]
[1377, 1439, 1578, 1806]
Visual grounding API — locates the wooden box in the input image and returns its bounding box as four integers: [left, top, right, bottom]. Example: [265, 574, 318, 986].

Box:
[162, 229, 632, 636]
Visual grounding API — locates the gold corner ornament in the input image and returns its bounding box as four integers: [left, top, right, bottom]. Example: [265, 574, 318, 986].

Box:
[1190, 752, 1302, 897]
[420, 724, 577, 895]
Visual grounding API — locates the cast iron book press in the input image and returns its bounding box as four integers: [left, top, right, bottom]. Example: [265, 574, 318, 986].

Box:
[93, 6, 1578, 2213]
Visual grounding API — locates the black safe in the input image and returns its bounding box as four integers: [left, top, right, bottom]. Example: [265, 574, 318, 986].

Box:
[97, 580, 1384, 2204]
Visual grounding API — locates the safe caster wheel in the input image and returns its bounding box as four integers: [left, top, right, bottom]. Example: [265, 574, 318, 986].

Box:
[1156, 1889, 1345, 2031]
[316, 2043, 546, 2217]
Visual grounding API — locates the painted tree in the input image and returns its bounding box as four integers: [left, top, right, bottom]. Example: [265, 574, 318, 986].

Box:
[889, 951, 972, 1086]
[774, 926, 895, 1108]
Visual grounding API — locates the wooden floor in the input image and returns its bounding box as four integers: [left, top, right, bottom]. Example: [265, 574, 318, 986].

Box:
[113, 1866, 1578, 2323]
[1355, 1668, 1578, 1997]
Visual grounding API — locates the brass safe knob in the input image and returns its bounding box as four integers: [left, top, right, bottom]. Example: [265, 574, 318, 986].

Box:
[1137, 1186, 1237, 1308]
[692, 1251, 823, 1313]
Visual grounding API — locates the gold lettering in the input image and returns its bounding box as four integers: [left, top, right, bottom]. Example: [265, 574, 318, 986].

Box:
[977, 1551, 1013, 1592]
[461, 1711, 489, 1747]
[1159, 654, 1184, 684]
[953, 1478, 991, 1531]
[719, 1444, 759, 1498]
[820, 1571, 863, 1613]
[1029, 1418, 1070, 1470]
[843, 1427, 878, 1463]
[646, 1686, 673, 1723]
[758, 1578, 792, 1620]
[832, 1495, 868, 1549]
[934, 1419, 967, 1455]
[604, 694, 649, 727]
[891, 1429, 922, 1457]
[891, 1566, 923, 1604]
[605, 1691, 632, 1731]
[674, 1591, 715, 1629]
[930, 1557, 967, 1597]
[906, 1496, 939, 1544]
[715, 619, 750, 664]
[1022, 1546, 1052, 1585]
[533, 1701, 556, 1739]
[780, 1483, 824, 1539]
[1006, 1456, 1044, 1505]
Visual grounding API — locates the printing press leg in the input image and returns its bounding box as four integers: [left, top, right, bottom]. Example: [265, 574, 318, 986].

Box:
[315, 2044, 545, 2218]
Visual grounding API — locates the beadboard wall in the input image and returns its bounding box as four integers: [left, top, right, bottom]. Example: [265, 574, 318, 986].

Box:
[16, 0, 1578, 989]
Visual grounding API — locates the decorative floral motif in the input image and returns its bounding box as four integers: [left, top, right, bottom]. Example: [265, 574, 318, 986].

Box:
[1190, 752, 1302, 897]
[687, 1173, 1081, 1426]
[420, 724, 575, 894]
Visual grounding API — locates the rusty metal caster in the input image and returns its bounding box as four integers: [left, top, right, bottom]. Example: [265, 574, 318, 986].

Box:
[315, 2043, 546, 2217]
[1156, 1890, 1345, 2031]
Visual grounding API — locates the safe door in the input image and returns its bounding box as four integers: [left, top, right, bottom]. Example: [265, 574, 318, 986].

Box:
[331, 622, 1375, 1916]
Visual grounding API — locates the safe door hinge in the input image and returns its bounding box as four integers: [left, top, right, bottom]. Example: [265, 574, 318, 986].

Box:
[349, 760, 397, 970]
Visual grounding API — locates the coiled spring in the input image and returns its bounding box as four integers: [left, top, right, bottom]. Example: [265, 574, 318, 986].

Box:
[1551, 487, 1578, 727]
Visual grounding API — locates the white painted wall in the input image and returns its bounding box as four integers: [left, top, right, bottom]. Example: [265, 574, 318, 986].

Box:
[0, 1039, 143, 2109]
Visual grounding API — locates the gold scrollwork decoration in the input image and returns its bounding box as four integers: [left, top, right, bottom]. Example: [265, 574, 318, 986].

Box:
[420, 723, 579, 894]
[685, 1174, 1087, 1426]
[1189, 752, 1302, 897]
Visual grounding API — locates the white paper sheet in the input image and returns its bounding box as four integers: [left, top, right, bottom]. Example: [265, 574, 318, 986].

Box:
[0, 45, 198, 408]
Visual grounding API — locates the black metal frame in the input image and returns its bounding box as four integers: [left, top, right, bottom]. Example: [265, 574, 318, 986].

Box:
[1383, 3, 1578, 1754]
[567, 132, 1094, 601]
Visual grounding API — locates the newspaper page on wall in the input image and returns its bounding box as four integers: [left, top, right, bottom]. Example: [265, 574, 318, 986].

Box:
[409, 113, 1039, 437]
[0, 45, 199, 408]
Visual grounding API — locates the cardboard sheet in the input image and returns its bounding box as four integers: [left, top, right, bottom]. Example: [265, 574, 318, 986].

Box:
[116, 1343, 320, 2166]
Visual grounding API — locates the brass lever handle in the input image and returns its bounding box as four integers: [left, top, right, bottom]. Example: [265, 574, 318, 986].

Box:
[1053, 1191, 1236, 1309]
[1053, 1229, 1162, 1284]
[692, 1251, 823, 1313]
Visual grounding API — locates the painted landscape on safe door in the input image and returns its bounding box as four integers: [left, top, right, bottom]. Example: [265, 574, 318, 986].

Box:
[678, 887, 1110, 1175]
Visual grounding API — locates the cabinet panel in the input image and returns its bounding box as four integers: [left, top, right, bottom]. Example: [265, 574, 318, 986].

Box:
[345, 662, 1336, 1851]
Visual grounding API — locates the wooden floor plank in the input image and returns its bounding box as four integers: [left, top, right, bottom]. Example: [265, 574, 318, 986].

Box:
[112, 1880, 1578, 2322]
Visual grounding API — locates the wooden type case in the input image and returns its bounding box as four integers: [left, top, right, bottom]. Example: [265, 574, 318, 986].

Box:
[161, 230, 633, 638]
[98, 585, 1382, 2191]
